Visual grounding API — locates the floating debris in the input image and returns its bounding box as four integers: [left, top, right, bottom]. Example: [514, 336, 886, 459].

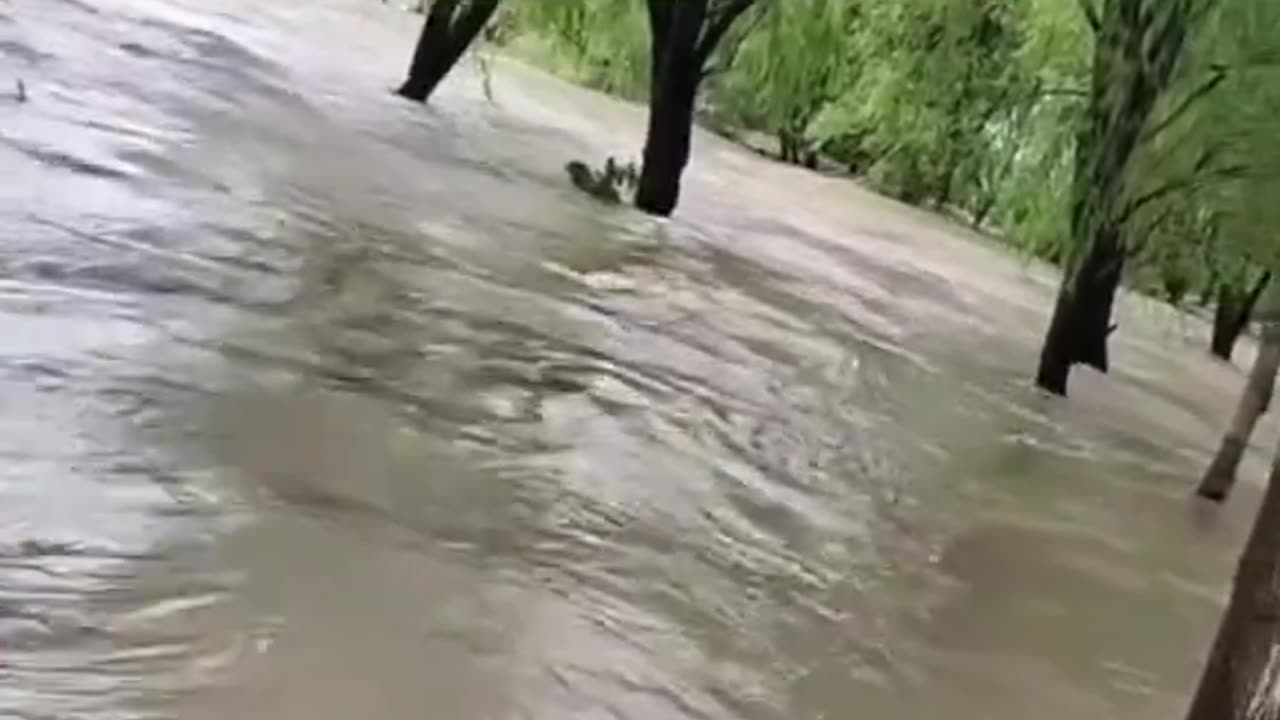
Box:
[565, 155, 639, 205]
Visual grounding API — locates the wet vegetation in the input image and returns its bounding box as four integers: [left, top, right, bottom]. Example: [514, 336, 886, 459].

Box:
[11, 0, 1280, 714]
[477, 0, 1280, 390]
[387, 0, 1280, 715]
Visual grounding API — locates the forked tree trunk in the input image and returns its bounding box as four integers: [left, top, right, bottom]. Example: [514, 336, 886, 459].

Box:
[636, 1, 707, 217]
[636, 0, 757, 217]
[1198, 316, 1280, 502]
[1184, 439, 1280, 720]
[1034, 0, 1204, 395]
[397, 0, 501, 102]
[1212, 272, 1271, 361]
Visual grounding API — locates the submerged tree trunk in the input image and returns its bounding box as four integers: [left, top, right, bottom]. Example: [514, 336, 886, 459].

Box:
[397, 0, 501, 103]
[1035, 227, 1125, 394]
[779, 131, 800, 165]
[1198, 294, 1280, 502]
[636, 1, 705, 217]
[970, 193, 997, 229]
[636, 0, 757, 217]
[1212, 272, 1271, 361]
[778, 114, 816, 168]
[1184, 438, 1280, 720]
[1034, 0, 1207, 395]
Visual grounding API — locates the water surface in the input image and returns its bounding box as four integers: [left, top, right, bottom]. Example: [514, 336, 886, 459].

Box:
[0, 0, 1268, 717]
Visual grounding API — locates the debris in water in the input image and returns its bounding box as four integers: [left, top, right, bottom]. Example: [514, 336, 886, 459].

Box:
[16, 79, 26, 103]
[565, 156, 639, 205]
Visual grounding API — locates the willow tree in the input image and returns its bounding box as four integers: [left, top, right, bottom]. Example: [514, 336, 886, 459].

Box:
[635, 0, 762, 216]
[1035, 0, 1217, 395]
[1200, 123, 1280, 365]
[1203, 146, 1279, 365]
[503, 0, 650, 98]
[1097, 0, 1280, 504]
[1211, 271, 1271, 359]
[1181, 2, 1280, 710]
[837, 0, 1031, 211]
[1193, 103, 1280, 500]
[398, 0, 503, 102]
[1186, 433, 1280, 719]
[1198, 317, 1280, 503]
[708, 0, 857, 167]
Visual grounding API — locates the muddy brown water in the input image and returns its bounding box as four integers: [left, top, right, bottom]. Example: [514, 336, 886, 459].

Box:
[0, 0, 1274, 717]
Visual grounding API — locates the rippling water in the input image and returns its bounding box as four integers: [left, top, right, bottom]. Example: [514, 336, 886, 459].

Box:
[1, 0, 1273, 717]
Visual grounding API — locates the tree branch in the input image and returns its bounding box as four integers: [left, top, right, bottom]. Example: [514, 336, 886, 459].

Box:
[1188, 0, 1219, 27]
[701, 1, 767, 78]
[1078, 0, 1100, 32]
[1121, 160, 1251, 225]
[696, 0, 757, 67]
[1126, 204, 1177, 257]
[1141, 65, 1227, 143]
[454, 0, 501, 35]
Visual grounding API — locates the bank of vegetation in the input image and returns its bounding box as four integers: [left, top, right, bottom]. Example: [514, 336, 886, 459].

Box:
[389, 2, 1280, 716]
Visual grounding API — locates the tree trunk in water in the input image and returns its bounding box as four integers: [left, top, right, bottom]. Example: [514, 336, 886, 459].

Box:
[971, 194, 996, 229]
[1213, 292, 1244, 361]
[397, 0, 500, 103]
[1184, 440, 1280, 720]
[635, 1, 706, 217]
[1033, 0, 1205, 395]
[1198, 322, 1280, 502]
[778, 132, 796, 164]
[634, 61, 699, 217]
[1212, 273, 1271, 362]
[1035, 228, 1124, 395]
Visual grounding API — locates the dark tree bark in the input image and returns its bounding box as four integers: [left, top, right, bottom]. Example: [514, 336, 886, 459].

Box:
[397, 0, 501, 103]
[1212, 272, 1271, 361]
[636, 0, 758, 217]
[635, 0, 705, 217]
[1185, 440, 1280, 720]
[1035, 227, 1124, 394]
[644, 1, 675, 102]
[1034, 0, 1208, 395]
[1198, 325, 1280, 502]
[1198, 292, 1280, 503]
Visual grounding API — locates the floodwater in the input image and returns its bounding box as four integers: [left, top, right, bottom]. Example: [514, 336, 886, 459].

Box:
[0, 0, 1273, 718]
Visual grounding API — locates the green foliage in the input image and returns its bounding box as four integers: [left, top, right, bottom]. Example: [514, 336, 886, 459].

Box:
[500, 0, 651, 99]
[1126, 0, 1280, 301]
[499, 0, 1088, 256]
[704, 0, 855, 164]
[819, 1, 1034, 208]
[990, 95, 1081, 262]
[497, 0, 1280, 313]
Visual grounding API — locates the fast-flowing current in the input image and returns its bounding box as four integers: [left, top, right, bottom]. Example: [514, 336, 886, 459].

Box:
[0, 0, 1269, 717]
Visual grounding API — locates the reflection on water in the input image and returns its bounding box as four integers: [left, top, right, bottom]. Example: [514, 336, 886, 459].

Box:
[0, 0, 1270, 717]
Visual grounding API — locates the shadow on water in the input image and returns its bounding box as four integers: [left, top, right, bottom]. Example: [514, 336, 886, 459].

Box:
[0, 0, 1267, 718]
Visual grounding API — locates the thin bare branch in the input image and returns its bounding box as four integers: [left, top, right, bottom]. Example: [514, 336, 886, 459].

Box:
[1127, 204, 1177, 257]
[1078, 0, 1101, 32]
[1122, 161, 1251, 224]
[701, 1, 767, 78]
[696, 0, 757, 66]
[1141, 66, 1228, 143]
